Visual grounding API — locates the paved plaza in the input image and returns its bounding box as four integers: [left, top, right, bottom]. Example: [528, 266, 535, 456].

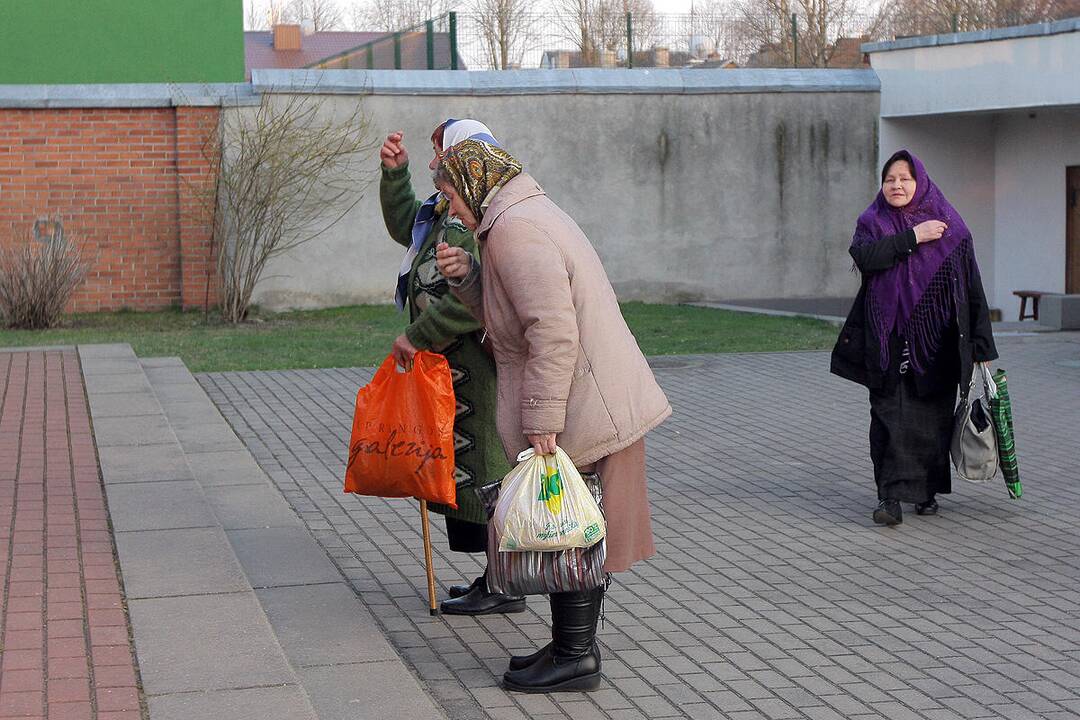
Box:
[3, 330, 1078, 720]
[196, 330, 1080, 720]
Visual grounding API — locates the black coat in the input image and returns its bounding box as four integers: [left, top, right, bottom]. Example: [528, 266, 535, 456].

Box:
[830, 229, 998, 398]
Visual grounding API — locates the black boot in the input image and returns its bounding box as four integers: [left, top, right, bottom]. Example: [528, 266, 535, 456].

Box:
[503, 586, 603, 692]
[916, 497, 939, 516]
[873, 499, 903, 526]
[440, 574, 526, 616]
[508, 642, 552, 671]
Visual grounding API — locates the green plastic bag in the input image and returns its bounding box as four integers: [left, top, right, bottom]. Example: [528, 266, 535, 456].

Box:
[986, 367, 1022, 499]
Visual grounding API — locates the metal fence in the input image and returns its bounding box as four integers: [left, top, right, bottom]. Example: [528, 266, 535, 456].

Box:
[307, 9, 1067, 72]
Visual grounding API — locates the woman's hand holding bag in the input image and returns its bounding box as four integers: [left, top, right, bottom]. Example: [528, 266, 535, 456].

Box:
[494, 447, 606, 552]
[343, 351, 457, 507]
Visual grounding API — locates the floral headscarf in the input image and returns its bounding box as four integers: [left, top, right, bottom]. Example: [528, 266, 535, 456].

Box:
[437, 139, 522, 223]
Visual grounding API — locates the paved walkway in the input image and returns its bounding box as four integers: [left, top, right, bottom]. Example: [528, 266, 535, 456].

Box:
[0, 349, 141, 720]
[198, 331, 1080, 720]
[4, 332, 1079, 720]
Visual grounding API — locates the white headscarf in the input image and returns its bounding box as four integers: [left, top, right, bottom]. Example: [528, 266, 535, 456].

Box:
[439, 118, 499, 150]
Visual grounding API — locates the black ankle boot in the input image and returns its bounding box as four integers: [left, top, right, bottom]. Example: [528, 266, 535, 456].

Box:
[440, 573, 526, 615]
[503, 586, 603, 692]
[508, 641, 552, 671]
[916, 497, 939, 515]
[873, 499, 902, 526]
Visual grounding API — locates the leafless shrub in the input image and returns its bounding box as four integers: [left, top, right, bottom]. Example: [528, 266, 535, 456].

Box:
[0, 219, 90, 330]
[200, 91, 377, 324]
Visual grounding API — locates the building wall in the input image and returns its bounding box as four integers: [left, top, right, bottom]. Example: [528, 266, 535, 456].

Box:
[246, 70, 881, 310]
[993, 109, 1080, 311]
[0, 106, 220, 312]
[868, 22, 1080, 117]
[0, 0, 244, 84]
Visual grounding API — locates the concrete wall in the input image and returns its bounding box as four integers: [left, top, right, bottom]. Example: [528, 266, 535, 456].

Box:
[246, 69, 881, 310]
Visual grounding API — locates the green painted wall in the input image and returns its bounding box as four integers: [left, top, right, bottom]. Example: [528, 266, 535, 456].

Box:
[0, 0, 244, 84]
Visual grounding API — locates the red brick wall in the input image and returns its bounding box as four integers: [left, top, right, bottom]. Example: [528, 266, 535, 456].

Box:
[0, 106, 220, 312]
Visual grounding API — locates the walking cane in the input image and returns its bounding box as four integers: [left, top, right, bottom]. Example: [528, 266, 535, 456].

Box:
[418, 499, 439, 616]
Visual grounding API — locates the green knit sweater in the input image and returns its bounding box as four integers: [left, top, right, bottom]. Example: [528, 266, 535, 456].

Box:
[380, 163, 509, 524]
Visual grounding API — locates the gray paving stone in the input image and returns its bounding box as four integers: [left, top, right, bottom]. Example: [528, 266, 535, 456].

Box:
[226, 527, 342, 587]
[129, 593, 296, 695]
[80, 355, 143, 375]
[203, 484, 301, 530]
[114, 527, 248, 598]
[140, 356, 186, 368]
[152, 379, 214, 404]
[160, 400, 227, 428]
[92, 413, 175, 447]
[184, 449, 269, 487]
[146, 685, 318, 720]
[298, 662, 446, 720]
[254, 584, 398, 667]
[97, 443, 193, 484]
[197, 333, 1080, 720]
[78, 342, 135, 358]
[83, 371, 153, 395]
[170, 421, 247, 453]
[106, 480, 216, 532]
[87, 390, 162, 418]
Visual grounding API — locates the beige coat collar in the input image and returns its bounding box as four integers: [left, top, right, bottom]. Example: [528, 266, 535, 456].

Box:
[476, 173, 546, 240]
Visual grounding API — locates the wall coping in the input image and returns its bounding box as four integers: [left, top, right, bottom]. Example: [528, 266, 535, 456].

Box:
[862, 15, 1080, 54]
[0, 83, 258, 109]
[0, 69, 880, 109]
[251, 68, 880, 95]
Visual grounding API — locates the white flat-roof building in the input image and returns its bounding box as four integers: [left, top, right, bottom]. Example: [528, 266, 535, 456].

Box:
[864, 18, 1080, 319]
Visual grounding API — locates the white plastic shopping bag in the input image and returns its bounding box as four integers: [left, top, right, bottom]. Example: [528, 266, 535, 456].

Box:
[494, 447, 606, 552]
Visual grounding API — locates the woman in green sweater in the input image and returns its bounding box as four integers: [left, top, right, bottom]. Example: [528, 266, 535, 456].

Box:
[379, 119, 521, 615]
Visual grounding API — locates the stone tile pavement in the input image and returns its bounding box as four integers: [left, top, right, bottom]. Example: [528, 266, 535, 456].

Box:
[0, 349, 142, 720]
[198, 331, 1080, 720]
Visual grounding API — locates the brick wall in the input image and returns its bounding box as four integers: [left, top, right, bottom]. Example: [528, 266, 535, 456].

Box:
[0, 106, 220, 312]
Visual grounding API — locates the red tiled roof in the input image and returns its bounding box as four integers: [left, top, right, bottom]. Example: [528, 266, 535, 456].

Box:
[244, 31, 389, 76]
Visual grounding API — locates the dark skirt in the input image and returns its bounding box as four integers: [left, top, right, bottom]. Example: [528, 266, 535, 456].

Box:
[445, 516, 486, 554]
[868, 375, 955, 504]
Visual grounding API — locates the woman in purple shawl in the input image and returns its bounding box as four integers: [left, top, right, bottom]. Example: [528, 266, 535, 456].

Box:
[831, 150, 998, 526]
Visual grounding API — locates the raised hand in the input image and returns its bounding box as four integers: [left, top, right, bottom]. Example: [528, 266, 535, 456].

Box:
[380, 131, 409, 169]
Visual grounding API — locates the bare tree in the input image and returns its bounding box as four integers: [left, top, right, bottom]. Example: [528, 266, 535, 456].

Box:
[797, 0, 862, 66]
[734, 0, 794, 65]
[879, 0, 1059, 36]
[352, 0, 451, 31]
[470, 0, 536, 68]
[199, 93, 378, 324]
[555, 0, 654, 65]
[289, 0, 346, 29]
[245, 0, 269, 30]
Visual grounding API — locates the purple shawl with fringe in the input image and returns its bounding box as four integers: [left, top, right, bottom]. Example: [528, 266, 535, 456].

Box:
[852, 150, 974, 374]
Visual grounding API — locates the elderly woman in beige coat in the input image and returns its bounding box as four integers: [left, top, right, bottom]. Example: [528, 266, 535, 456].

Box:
[434, 139, 671, 694]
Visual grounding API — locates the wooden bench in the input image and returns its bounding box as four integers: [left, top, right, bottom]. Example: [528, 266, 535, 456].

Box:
[1013, 290, 1045, 321]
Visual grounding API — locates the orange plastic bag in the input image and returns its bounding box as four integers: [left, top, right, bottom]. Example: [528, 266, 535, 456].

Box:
[343, 351, 457, 508]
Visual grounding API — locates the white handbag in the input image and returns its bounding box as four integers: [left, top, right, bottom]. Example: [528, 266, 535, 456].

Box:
[950, 366, 999, 483]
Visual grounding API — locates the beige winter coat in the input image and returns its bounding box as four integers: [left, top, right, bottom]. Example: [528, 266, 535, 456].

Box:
[451, 173, 671, 572]
[452, 173, 671, 466]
